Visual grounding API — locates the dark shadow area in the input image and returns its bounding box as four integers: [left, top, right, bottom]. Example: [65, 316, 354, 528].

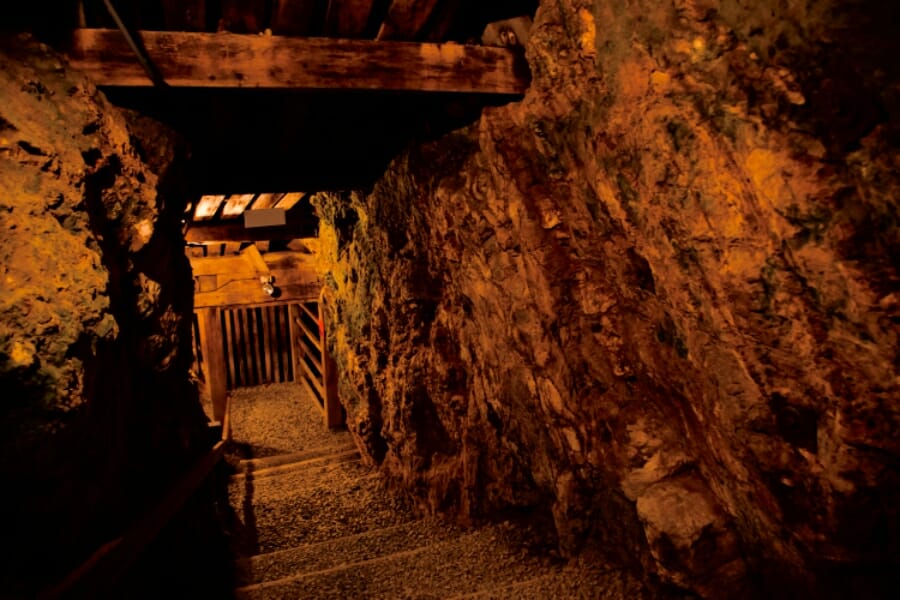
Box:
[112, 463, 240, 600]
[102, 87, 522, 194]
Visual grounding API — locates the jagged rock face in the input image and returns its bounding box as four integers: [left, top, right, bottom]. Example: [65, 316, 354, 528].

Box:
[0, 36, 206, 593]
[316, 1, 899, 598]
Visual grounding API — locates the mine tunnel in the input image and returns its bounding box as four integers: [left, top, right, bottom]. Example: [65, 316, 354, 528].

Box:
[1, 1, 899, 599]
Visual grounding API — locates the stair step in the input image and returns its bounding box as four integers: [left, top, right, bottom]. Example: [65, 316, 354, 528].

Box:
[234, 522, 562, 600]
[229, 448, 359, 481]
[235, 518, 463, 585]
[228, 459, 413, 554]
[234, 441, 357, 473]
[447, 559, 650, 600]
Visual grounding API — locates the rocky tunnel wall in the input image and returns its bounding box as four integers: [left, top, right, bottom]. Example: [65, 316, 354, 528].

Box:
[314, 1, 900, 598]
[0, 36, 208, 595]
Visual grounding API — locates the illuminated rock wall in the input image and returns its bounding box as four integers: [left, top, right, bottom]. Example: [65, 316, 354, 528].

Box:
[0, 36, 205, 594]
[316, 1, 899, 597]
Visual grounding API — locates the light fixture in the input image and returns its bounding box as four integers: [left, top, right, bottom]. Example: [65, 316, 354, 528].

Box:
[260, 275, 276, 296]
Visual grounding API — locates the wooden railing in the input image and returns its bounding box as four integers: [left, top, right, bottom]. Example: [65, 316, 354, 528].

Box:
[220, 302, 296, 389]
[292, 297, 342, 429]
[193, 295, 342, 430]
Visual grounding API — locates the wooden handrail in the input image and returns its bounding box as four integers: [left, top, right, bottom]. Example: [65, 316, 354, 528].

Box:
[299, 302, 319, 323]
[41, 440, 227, 599]
[300, 358, 326, 397]
[298, 335, 324, 371]
[295, 317, 322, 353]
[299, 375, 324, 410]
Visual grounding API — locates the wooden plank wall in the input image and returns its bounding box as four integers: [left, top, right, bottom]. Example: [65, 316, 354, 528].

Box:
[220, 303, 296, 389]
[193, 297, 343, 428]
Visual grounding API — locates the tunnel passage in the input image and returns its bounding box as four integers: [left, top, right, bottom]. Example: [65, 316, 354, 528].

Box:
[3, 0, 900, 598]
[0, 0, 539, 596]
[185, 192, 343, 435]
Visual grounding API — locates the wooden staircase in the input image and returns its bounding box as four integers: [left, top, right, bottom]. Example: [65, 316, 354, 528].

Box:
[225, 431, 649, 599]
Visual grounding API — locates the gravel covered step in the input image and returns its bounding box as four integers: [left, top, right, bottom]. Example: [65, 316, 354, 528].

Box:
[447, 557, 652, 600]
[227, 457, 415, 553]
[228, 382, 348, 458]
[234, 521, 568, 600]
[232, 437, 357, 472]
[229, 447, 359, 480]
[235, 518, 465, 586]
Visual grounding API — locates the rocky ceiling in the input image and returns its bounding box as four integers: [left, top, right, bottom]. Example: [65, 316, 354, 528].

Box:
[50, 0, 540, 194]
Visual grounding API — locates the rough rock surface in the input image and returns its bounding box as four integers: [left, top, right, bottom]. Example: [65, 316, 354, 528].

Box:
[314, 1, 900, 598]
[0, 36, 206, 594]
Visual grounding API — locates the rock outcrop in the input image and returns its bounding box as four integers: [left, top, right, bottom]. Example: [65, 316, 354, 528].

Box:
[315, 1, 900, 597]
[0, 36, 206, 595]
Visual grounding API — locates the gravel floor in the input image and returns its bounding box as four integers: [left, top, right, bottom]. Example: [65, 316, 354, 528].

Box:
[228, 382, 349, 458]
[228, 456, 412, 554]
[235, 518, 651, 600]
[222, 383, 654, 599]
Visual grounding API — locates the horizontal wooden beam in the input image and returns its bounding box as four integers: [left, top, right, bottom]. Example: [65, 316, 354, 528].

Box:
[184, 217, 317, 243]
[190, 250, 322, 308]
[67, 29, 530, 94]
[193, 279, 322, 307]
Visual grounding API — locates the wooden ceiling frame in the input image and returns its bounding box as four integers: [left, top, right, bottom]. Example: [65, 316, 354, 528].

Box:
[67, 29, 530, 94]
[185, 192, 317, 243]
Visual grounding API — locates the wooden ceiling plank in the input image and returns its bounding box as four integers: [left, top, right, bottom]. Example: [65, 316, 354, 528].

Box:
[221, 194, 257, 217]
[67, 29, 530, 95]
[376, 0, 441, 41]
[324, 0, 375, 38]
[194, 194, 226, 221]
[274, 192, 306, 211]
[250, 193, 284, 210]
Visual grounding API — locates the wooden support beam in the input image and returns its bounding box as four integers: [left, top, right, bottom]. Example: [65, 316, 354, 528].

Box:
[190, 249, 321, 308]
[241, 244, 270, 277]
[197, 308, 228, 422]
[377, 0, 441, 41]
[194, 281, 319, 308]
[67, 29, 530, 94]
[184, 213, 318, 243]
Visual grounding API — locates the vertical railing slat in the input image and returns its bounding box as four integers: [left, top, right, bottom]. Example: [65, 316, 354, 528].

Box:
[263, 305, 274, 383]
[246, 307, 258, 386]
[224, 309, 237, 390]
